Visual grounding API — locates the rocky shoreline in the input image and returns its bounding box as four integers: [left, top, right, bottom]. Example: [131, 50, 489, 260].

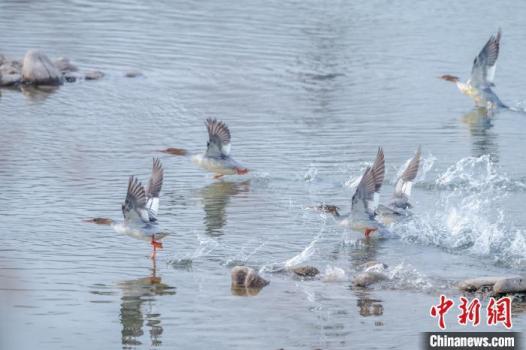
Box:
[0, 49, 140, 88]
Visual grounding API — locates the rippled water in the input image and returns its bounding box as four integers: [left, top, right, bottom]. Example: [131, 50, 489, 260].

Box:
[1, 1, 526, 349]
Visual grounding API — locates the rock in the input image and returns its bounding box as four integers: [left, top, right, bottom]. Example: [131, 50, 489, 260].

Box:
[292, 266, 320, 278]
[0, 72, 22, 86]
[84, 70, 104, 80]
[0, 59, 22, 86]
[493, 277, 526, 294]
[63, 72, 83, 83]
[458, 276, 519, 292]
[125, 69, 143, 78]
[54, 57, 78, 73]
[353, 271, 388, 287]
[21, 49, 62, 86]
[231, 266, 269, 289]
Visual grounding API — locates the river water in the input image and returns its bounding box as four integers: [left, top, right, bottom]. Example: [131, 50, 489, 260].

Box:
[1, 0, 525, 349]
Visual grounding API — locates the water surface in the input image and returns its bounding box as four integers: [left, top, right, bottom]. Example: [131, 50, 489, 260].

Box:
[1, 1, 526, 349]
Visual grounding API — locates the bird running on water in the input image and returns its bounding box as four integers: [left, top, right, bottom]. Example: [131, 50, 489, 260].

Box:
[440, 29, 509, 111]
[319, 148, 386, 238]
[85, 158, 167, 259]
[162, 118, 249, 179]
[376, 147, 421, 223]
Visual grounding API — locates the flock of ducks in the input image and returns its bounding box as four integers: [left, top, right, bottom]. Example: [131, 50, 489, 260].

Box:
[86, 29, 514, 259]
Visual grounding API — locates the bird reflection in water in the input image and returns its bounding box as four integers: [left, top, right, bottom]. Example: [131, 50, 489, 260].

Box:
[200, 180, 250, 236]
[461, 107, 498, 161]
[118, 259, 175, 349]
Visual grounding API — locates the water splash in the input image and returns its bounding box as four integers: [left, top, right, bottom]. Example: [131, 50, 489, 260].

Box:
[394, 152, 436, 183]
[395, 155, 526, 268]
[322, 266, 347, 282]
[284, 233, 321, 268]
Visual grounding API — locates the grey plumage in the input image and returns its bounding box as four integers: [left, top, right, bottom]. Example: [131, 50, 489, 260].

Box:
[470, 29, 501, 87]
[205, 118, 231, 159]
[122, 158, 164, 224]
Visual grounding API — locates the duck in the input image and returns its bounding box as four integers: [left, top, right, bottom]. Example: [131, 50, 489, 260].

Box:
[319, 148, 386, 238]
[84, 158, 167, 258]
[162, 118, 249, 179]
[440, 29, 509, 111]
[375, 147, 421, 223]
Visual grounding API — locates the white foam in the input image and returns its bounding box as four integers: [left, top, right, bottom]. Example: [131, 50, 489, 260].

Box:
[322, 266, 347, 282]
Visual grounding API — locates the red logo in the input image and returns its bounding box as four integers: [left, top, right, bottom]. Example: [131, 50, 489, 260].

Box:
[430, 296, 512, 329]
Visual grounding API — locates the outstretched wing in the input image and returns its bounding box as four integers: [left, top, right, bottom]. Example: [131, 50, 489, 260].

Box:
[370, 147, 385, 208]
[205, 118, 231, 159]
[470, 29, 501, 87]
[122, 176, 150, 223]
[351, 167, 376, 216]
[146, 158, 164, 222]
[394, 146, 421, 198]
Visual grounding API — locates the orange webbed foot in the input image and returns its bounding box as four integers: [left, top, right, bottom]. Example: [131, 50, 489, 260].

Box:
[364, 228, 378, 238]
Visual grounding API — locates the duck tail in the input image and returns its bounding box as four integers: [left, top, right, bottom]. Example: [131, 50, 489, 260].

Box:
[160, 147, 188, 156]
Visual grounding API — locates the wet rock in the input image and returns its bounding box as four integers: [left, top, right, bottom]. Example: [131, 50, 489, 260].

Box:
[84, 70, 105, 80]
[125, 69, 143, 78]
[63, 72, 80, 83]
[292, 266, 320, 278]
[352, 271, 388, 287]
[493, 277, 526, 295]
[21, 49, 62, 86]
[53, 57, 78, 73]
[231, 266, 269, 289]
[458, 276, 519, 292]
[0, 59, 22, 86]
[0, 72, 21, 86]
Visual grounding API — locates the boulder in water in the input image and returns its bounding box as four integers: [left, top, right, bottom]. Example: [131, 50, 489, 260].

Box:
[458, 276, 519, 292]
[125, 69, 143, 78]
[231, 266, 269, 290]
[21, 49, 62, 86]
[493, 277, 526, 295]
[353, 271, 388, 287]
[292, 266, 320, 278]
[0, 59, 22, 86]
[84, 70, 105, 80]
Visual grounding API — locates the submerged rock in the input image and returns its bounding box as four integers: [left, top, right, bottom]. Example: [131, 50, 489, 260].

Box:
[21, 49, 62, 86]
[125, 69, 143, 78]
[493, 277, 526, 295]
[231, 266, 269, 290]
[292, 266, 320, 278]
[84, 70, 105, 80]
[353, 271, 388, 287]
[0, 59, 22, 86]
[458, 276, 519, 292]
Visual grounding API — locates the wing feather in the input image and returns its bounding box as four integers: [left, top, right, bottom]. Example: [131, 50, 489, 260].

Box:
[205, 118, 231, 158]
[470, 29, 501, 86]
[351, 167, 376, 215]
[122, 176, 149, 223]
[146, 158, 164, 221]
